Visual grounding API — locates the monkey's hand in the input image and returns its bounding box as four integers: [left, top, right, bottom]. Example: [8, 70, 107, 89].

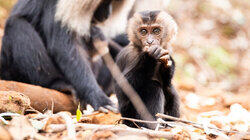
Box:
[144, 45, 172, 67]
[84, 92, 119, 114]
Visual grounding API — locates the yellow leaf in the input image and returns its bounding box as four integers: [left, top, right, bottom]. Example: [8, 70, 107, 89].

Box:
[9, 95, 12, 101]
[76, 104, 82, 122]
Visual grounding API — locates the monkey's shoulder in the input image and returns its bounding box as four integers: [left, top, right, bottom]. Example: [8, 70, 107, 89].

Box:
[118, 45, 139, 60]
[116, 45, 140, 70]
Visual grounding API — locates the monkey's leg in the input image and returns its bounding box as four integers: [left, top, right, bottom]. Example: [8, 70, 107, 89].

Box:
[163, 86, 180, 118]
[117, 82, 165, 128]
[1, 17, 74, 94]
[140, 83, 165, 128]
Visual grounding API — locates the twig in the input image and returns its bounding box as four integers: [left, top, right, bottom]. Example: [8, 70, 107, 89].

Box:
[121, 116, 208, 130]
[156, 113, 196, 125]
[25, 106, 41, 114]
[51, 98, 54, 114]
[120, 117, 184, 128]
[0, 112, 21, 124]
[92, 34, 155, 129]
[0, 116, 8, 124]
[47, 123, 177, 139]
[108, 39, 123, 52]
[132, 121, 141, 129]
[120, 117, 159, 124]
[156, 113, 250, 135]
[0, 112, 21, 117]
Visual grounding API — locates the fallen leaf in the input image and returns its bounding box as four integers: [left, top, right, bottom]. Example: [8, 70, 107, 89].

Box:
[76, 104, 82, 122]
[7, 116, 37, 139]
[0, 126, 12, 140]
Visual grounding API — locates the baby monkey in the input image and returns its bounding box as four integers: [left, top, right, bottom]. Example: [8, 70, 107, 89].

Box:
[114, 11, 180, 128]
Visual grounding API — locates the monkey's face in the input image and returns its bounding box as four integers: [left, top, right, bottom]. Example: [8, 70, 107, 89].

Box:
[127, 11, 178, 49]
[137, 25, 163, 47]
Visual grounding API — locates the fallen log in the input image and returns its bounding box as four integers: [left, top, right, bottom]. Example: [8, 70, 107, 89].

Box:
[0, 80, 77, 114]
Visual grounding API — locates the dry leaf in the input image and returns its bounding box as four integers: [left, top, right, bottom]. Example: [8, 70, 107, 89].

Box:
[0, 91, 31, 114]
[92, 130, 115, 140]
[7, 116, 37, 139]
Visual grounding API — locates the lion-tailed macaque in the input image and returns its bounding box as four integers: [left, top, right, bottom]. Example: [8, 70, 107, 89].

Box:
[114, 11, 180, 128]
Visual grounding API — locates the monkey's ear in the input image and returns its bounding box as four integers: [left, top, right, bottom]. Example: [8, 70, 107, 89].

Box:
[158, 11, 178, 48]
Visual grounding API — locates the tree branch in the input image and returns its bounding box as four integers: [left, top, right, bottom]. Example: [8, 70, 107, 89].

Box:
[47, 123, 177, 139]
[156, 113, 250, 135]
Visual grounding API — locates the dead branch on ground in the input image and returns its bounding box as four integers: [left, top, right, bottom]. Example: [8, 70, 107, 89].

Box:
[47, 123, 177, 139]
[156, 113, 250, 135]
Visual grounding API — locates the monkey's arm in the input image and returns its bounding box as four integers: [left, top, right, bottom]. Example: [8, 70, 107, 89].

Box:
[116, 47, 159, 90]
[47, 24, 114, 111]
[11, 0, 43, 18]
[159, 56, 175, 85]
[159, 57, 180, 117]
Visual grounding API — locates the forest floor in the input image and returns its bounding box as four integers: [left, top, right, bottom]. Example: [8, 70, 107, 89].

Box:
[0, 80, 249, 140]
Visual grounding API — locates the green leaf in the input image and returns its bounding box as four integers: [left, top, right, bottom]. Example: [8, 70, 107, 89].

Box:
[76, 103, 82, 122]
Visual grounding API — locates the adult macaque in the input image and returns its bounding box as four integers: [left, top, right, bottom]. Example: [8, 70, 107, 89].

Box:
[0, 0, 135, 112]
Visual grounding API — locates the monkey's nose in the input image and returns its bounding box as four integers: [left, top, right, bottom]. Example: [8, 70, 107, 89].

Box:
[147, 39, 154, 45]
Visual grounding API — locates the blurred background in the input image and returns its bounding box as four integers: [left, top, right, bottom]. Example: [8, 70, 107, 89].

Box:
[0, 0, 249, 120]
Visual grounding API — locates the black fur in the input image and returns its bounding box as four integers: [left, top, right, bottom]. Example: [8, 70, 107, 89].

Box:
[93, 0, 112, 22]
[0, 0, 128, 111]
[115, 47, 180, 128]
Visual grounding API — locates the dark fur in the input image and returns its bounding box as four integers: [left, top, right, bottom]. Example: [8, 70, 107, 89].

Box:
[114, 11, 180, 128]
[93, 0, 112, 23]
[140, 11, 160, 24]
[0, 0, 128, 111]
[115, 47, 180, 128]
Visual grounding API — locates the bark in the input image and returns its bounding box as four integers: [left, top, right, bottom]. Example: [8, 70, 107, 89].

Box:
[0, 80, 77, 114]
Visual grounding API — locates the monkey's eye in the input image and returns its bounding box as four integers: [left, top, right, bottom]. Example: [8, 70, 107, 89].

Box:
[140, 29, 148, 36]
[153, 28, 161, 35]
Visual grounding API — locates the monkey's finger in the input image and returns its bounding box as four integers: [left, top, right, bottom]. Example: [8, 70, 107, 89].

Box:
[98, 107, 109, 113]
[148, 46, 158, 55]
[104, 105, 119, 113]
[160, 54, 170, 60]
[147, 46, 154, 54]
[159, 55, 172, 67]
[159, 49, 169, 57]
[154, 47, 162, 59]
